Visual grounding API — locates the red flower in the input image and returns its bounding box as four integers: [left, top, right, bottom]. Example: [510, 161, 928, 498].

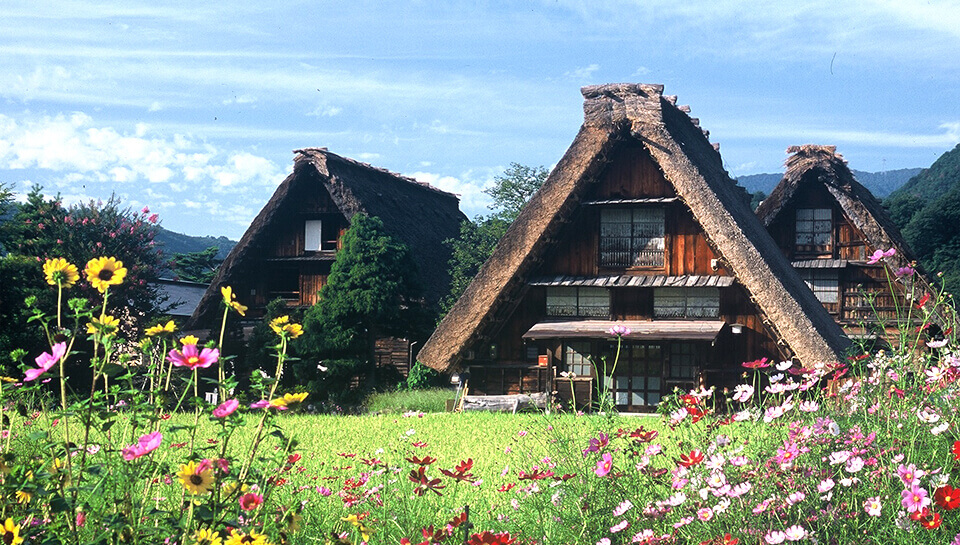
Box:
[680, 394, 698, 406]
[742, 357, 770, 369]
[916, 293, 932, 309]
[686, 406, 705, 423]
[518, 467, 555, 480]
[935, 485, 960, 510]
[440, 459, 476, 482]
[405, 455, 437, 466]
[911, 507, 942, 529]
[408, 466, 445, 496]
[952, 441, 960, 461]
[467, 531, 516, 545]
[629, 427, 659, 443]
[678, 450, 704, 468]
[497, 483, 516, 492]
[700, 534, 739, 545]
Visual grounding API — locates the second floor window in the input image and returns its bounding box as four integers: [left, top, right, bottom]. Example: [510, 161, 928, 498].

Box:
[654, 287, 720, 319]
[546, 287, 610, 317]
[795, 208, 832, 251]
[600, 208, 665, 268]
[799, 270, 839, 304]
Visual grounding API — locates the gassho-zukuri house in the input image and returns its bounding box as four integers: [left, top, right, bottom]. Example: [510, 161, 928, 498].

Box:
[418, 83, 851, 412]
[187, 148, 467, 374]
[756, 144, 943, 342]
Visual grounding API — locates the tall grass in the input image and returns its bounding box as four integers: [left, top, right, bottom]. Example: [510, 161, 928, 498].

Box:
[364, 387, 456, 414]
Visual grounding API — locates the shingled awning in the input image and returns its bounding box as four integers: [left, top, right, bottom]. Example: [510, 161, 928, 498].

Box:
[522, 320, 726, 341]
[529, 275, 734, 288]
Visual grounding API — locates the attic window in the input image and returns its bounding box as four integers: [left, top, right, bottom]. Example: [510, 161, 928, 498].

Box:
[600, 208, 665, 268]
[546, 287, 610, 317]
[304, 220, 323, 252]
[795, 208, 832, 252]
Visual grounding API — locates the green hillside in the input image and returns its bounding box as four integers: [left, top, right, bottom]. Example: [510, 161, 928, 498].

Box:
[886, 144, 960, 292]
[153, 228, 235, 260]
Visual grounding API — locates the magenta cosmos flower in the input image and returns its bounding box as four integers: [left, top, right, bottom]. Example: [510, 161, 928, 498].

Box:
[213, 398, 239, 418]
[24, 342, 67, 382]
[595, 453, 613, 477]
[902, 484, 931, 513]
[167, 344, 219, 370]
[122, 431, 162, 461]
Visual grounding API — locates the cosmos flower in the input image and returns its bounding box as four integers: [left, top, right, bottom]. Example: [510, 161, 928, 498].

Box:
[239, 492, 264, 511]
[866, 247, 896, 265]
[212, 399, 239, 418]
[167, 344, 219, 370]
[595, 453, 612, 477]
[864, 496, 882, 517]
[902, 485, 931, 513]
[269, 315, 303, 338]
[121, 431, 162, 461]
[24, 342, 67, 382]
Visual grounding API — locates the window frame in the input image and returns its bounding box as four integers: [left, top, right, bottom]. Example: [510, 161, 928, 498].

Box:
[599, 207, 666, 269]
[653, 287, 720, 319]
[795, 208, 833, 253]
[546, 287, 611, 318]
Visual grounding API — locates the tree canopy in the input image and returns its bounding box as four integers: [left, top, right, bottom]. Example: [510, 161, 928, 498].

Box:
[441, 163, 548, 314]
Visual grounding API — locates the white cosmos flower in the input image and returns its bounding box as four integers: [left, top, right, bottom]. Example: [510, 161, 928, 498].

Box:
[776, 360, 794, 371]
[732, 384, 754, 402]
[917, 408, 941, 424]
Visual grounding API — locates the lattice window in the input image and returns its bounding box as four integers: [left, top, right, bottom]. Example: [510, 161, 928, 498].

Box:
[546, 287, 610, 317]
[564, 342, 593, 377]
[799, 270, 839, 304]
[796, 208, 832, 249]
[669, 343, 697, 379]
[600, 208, 665, 268]
[653, 288, 720, 318]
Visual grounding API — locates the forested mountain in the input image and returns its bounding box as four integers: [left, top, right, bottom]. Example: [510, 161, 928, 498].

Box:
[884, 144, 960, 292]
[153, 228, 235, 260]
[736, 168, 921, 198]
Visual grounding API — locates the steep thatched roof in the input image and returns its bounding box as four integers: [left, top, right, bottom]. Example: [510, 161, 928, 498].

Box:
[187, 148, 466, 328]
[756, 145, 919, 266]
[419, 83, 850, 373]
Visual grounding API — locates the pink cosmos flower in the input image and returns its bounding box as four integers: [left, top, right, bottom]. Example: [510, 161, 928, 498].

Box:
[121, 431, 162, 461]
[613, 499, 633, 516]
[902, 484, 931, 513]
[764, 530, 786, 544]
[595, 453, 613, 477]
[732, 384, 754, 403]
[895, 266, 916, 278]
[696, 507, 713, 522]
[610, 520, 629, 533]
[239, 492, 264, 511]
[166, 344, 219, 370]
[24, 342, 67, 382]
[864, 496, 882, 517]
[607, 324, 631, 337]
[783, 525, 807, 541]
[867, 247, 896, 264]
[213, 398, 239, 418]
[898, 463, 922, 486]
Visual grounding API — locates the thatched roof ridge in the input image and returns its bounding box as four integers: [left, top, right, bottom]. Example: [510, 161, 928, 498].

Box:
[756, 144, 918, 266]
[418, 84, 850, 373]
[186, 148, 466, 328]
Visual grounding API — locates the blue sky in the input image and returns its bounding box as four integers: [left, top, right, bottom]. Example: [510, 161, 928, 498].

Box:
[1, 0, 958, 239]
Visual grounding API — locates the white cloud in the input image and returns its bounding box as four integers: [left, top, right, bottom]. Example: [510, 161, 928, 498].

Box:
[308, 104, 342, 117]
[716, 119, 960, 149]
[409, 170, 494, 219]
[0, 110, 285, 237]
[565, 63, 600, 80]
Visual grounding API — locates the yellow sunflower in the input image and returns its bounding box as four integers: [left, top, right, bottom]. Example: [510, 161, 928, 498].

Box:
[221, 286, 248, 316]
[191, 528, 223, 545]
[177, 461, 215, 495]
[84, 257, 127, 293]
[269, 316, 303, 339]
[86, 315, 120, 336]
[1, 518, 23, 545]
[180, 335, 200, 346]
[145, 320, 177, 337]
[224, 529, 269, 545]
[43, 258, 79, 288]
[270, 392, 308, 409]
